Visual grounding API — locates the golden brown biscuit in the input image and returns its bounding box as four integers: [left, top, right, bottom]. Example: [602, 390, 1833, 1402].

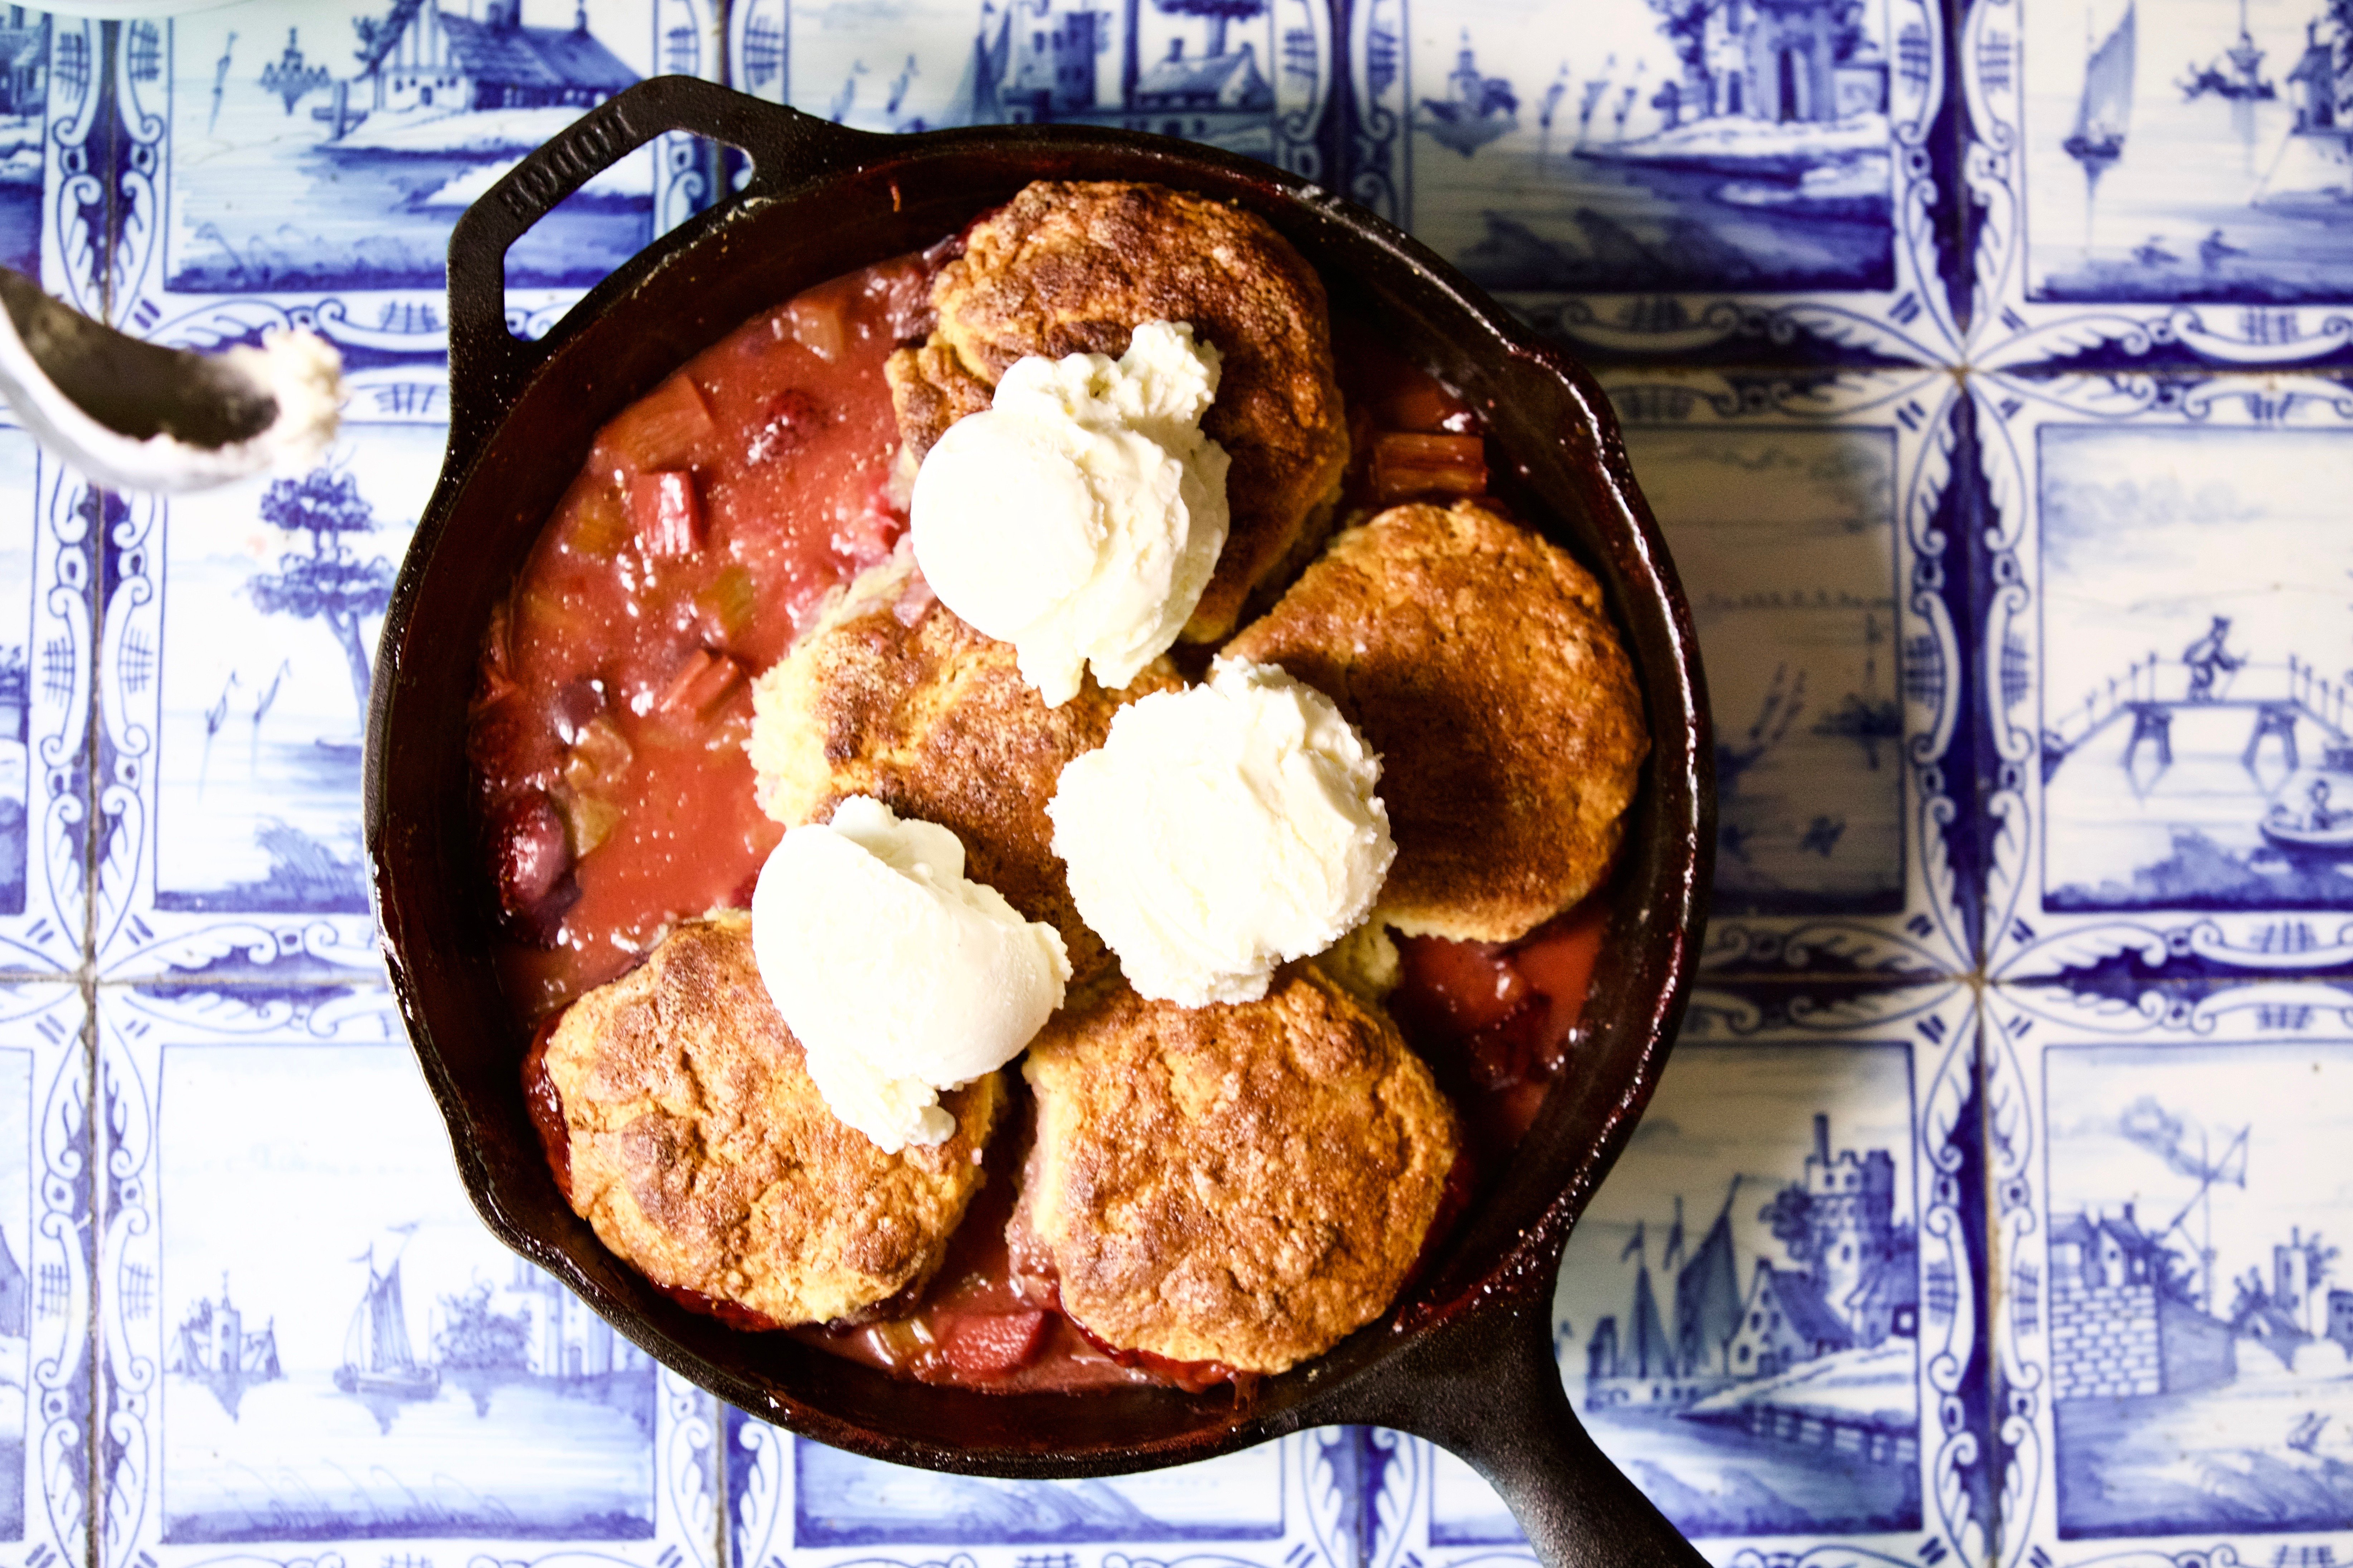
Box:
[544, 911, 1004, 1326]
[748, 558, 1182, 989]
[886, 180, 1349, 640]
[1014, 966, 1460, 1374]
[1225, 499, 1648, 943]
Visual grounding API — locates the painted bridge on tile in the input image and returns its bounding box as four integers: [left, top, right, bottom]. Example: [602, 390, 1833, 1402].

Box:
[2041, 654, 2353, 781]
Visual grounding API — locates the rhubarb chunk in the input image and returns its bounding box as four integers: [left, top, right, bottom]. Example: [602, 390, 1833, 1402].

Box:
[631, 470, 704, 558]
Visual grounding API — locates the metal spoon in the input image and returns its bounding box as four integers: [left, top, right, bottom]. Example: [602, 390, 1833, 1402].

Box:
[0, 266, 343, 492]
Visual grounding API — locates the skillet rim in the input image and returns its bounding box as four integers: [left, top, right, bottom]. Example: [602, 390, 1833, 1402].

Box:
[366, 76, 1713, 1477]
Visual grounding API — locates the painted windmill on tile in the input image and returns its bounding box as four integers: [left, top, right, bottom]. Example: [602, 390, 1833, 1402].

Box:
[2120, 1095, 2249, 1313]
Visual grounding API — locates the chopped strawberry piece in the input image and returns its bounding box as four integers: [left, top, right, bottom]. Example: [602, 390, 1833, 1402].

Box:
[939, 1310, 1052, 1379]
[522, 1011, 573, 1201]
[657, 1283, 785, 1333]
[1379, 380, 1476, 434]
[491, 794, 567, 913]
[830, 498, 901, 566]
[1463, 999, 1553, 1090]
[488, 793, 577, 945]
[1395, 934, 1530, 1033]
[746, 390, 826, 463]
[630, 471, 705, 558]
[656, 649, 744, 718]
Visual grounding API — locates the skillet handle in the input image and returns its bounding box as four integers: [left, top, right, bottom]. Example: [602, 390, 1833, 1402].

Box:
[1342, 1288, 1710, 1568]
[445, 76, 879, 476]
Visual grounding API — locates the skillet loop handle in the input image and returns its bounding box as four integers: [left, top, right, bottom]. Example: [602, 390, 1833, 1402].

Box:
[445, 76, 876, 474]
[1347, 1289, 1710, 1568]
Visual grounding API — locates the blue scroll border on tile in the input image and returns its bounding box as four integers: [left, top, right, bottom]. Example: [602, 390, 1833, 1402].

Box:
[0, 423, 96, 978]
[93, 342, 445, 981]
[3, 983, 92, 1566]
[1960, 0, 2353, 371]
[1363, 980, 1990, 1568]
[1985, 980, 2353, 1568]
[1340, 0, 1958, 364]
[94, 982, 720, 1568]
[729, 1417, 1360, 1568]
[1975, 371, 2353, 983]
[43, 15, 111, 322]
[1600, 370, 1973, 979]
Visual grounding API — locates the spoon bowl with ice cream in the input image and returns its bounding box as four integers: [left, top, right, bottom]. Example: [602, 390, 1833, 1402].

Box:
[0, 266, 343, 493]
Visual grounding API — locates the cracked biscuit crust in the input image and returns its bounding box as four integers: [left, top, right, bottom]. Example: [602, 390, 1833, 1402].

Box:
[748, 559, 1181, 990]
[1017, 966, 1459, 1374]
[544, 911, 1004, 1326]
[1225, 500, 1649, 943]
[885, 180, 1349, 640]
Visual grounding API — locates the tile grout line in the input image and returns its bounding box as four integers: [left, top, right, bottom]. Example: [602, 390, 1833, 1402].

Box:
[81, 19, 120, 1555]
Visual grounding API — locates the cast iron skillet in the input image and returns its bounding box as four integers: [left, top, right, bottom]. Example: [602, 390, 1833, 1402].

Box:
[366, 75, 1713, 1568]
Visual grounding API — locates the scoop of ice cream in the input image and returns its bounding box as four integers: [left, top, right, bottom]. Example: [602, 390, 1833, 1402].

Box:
[909, 320, 1231, 706]
[751, 795, 1071, 1151]
[1048, 658, 1394, 1007]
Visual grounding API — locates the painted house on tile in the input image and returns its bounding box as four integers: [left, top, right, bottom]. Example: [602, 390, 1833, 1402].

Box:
[1726, 1262, 1856, 1378]
[999, 0, 1101, 117]
[0, 9, 47, 116]
[958, 0, 1273, 140]
[1588, 1115, 1918, 1405]
[508, 1258, 651, 1379]
[1680, 0, 1888, 124]
[2047, 1206, 2236, 1400]
[2268, 1226, 2333, 1339]
[353, 0, 638, 115]
[2284, 19, 2350, 133]
[0, 1222, 23, 1336]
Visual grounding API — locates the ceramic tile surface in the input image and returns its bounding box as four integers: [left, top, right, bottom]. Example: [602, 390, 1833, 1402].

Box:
[2, 0, 2349, 1565]
[1985, 980, 2353, 1566]
[1961, 0, 2353, 370]
[1601, 369, 1976, 978]
[0, 982, 92, 1568]
[723, 0, 1336, 179]
[1367, 981, 1992, 1568]
[94, 983, 721, 1568]
[727, 1415, 1360, 1568]
[1972, 370, 2353, 982]
[1341, 0, 1962, 363]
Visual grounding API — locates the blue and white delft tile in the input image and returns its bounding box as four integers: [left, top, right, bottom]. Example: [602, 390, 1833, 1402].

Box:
[728, 1411, 1360, 1568]
[95, 360, 447, 980]
[1601, 369, 1973, 979]
[1984, 979, 2353, 1568]
[0, 11, 101, 979]
[106, 0, 720, 351]
[0, 408, 94, 979]
[1366, 980, 1992, 1568]
[96, 982, 721, 1568]
[1340, 0, 1957, 364]
[1972, 369, 2353, 983]
[1962, 0, 2353, 371]
[724, 0, 1337, 183]
[0, 982, 93, 1568]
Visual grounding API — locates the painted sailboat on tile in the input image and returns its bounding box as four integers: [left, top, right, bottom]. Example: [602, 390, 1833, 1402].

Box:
[2065, 2, 2135, 175]
[334, 1240, 439, 1402]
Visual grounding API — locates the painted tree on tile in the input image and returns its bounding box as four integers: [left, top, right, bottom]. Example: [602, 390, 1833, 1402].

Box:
[434, 1281, 533, 1372]
[248, 466, 397, 724]
[1154, 0, 1266, 58]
